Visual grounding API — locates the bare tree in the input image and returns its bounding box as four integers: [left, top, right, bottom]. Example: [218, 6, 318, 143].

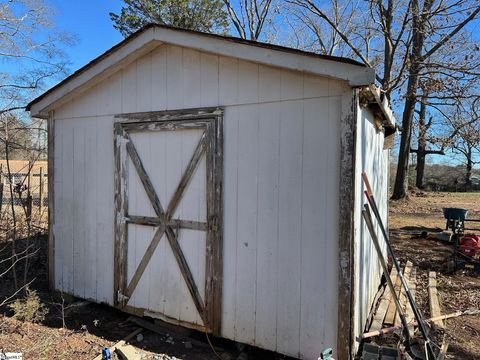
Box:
[1, 0, 70, 116]
[446, 99, 480, 190]
[222, 0, 275, 40]
[286, 0, 480, 199]
[0, 0, 68, 300]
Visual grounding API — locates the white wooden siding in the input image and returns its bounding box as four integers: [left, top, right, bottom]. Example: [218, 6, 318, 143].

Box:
[53, 44, 348, 359]
[352, 106, 389, 352]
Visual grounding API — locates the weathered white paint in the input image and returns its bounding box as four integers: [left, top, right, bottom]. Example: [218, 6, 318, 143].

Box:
[352, 105, 389, 352]
[50, 42, 387, 359]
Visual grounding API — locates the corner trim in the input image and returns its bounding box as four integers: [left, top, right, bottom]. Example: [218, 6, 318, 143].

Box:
[337, 89, 357, 359]
[47, 111, 55, 290]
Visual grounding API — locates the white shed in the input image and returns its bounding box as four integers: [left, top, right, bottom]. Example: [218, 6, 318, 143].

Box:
[27, 24, 395, 360]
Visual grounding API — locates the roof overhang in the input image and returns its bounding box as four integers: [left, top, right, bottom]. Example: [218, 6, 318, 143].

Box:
[27, 24, 376, 118]
[359, 84, 397, 149]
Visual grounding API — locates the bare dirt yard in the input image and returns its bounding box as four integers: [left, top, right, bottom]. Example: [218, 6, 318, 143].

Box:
[0, 235, 289, 360]
[1, 191, 479, 359]
[388, 191, 480, 359]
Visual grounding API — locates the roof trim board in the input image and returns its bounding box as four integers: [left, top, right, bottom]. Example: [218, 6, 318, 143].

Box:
[27, 24, 376, 117]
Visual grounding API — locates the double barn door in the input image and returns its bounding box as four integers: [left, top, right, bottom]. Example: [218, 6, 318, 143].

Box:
[114, 109, 223, 334]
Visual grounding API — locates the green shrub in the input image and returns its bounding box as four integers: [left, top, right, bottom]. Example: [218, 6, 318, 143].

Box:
[9, 288, 48, 323]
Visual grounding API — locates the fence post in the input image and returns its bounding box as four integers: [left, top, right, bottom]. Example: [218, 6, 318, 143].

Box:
[39, 167, 43, 220]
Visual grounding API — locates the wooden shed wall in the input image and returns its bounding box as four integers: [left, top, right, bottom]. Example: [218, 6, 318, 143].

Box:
[52, 43, 348, 359]
[352, 106, 389, 351]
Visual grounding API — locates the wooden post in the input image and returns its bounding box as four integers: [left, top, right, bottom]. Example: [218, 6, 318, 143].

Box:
[27, 161, 32, 198]
[39, 167, 44, 220]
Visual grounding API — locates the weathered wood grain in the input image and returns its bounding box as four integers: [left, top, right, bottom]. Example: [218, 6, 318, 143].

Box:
[124, 225, 166, 300]
[428, 271, 444, 329]
[384, 269, 402, 326]
[337, 88, 356, 360]
[395, 261, 413, 327]
[406, 267, 417, 337]
[165, 130, 207, 219]
[124, 133, 165, 218]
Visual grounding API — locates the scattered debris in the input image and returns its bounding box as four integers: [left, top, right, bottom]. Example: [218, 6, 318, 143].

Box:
[363, 308, 480, 339]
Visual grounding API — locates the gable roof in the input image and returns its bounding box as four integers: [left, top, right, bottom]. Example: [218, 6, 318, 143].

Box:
[27, 24, 376, 118]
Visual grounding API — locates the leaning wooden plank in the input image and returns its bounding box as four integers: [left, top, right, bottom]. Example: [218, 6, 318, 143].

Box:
[370, 267, 398, 331]
[405, 267, 417, 337]
[384, 267, 402, 325]
[395, 261, 413, 327]
[428, 271, 445, 329]
[367, 284, 386, 332]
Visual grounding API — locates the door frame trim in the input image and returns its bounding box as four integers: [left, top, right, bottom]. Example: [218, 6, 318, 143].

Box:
[113, 107, 224, 335]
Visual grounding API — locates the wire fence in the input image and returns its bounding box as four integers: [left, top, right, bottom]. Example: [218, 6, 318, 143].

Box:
[0, 160, 48, 226]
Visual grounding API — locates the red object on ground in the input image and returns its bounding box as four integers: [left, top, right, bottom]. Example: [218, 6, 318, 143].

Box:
[460, 235, 480, 259]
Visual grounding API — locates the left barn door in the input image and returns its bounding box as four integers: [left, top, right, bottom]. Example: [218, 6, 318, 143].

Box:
[113, 110, 223, 334]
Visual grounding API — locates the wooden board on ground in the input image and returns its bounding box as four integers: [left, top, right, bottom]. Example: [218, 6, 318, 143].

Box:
[384, 267, 402, 326]
[428, 271, 445, 329]
[405, 267, 417, 337]
[370, 267, 397, 332]
[395, 261, 413, 327]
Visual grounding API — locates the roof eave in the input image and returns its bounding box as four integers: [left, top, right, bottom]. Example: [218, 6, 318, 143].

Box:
[28, 25, 376, 118]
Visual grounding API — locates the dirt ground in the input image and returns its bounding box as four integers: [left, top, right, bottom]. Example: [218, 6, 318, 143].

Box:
[0, 236, 292, 360]
[385, 191, 480, 359]
[1, 191, 479, 359]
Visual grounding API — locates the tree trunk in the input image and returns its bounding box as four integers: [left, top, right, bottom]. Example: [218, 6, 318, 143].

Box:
[415, 93, 428, 189]
[466, 146, 473, 191]
[392, 63, 421, 199]
[392, 0, 432, 200]
[416, 146, 426, 189]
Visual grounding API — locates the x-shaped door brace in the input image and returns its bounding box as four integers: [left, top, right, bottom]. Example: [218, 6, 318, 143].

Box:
[114, 109, 223, 334]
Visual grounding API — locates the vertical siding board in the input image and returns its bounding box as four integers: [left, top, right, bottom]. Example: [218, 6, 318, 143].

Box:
[151, 46, 168, 111]
[136, 52, 153, 112]
[303, 74, 329, 99]
[234, 105, 259, 344]
[96, 116, 114, 304]
[177, 129, 205, 325]
[276, 100, 303, 357]
[62, 120, 74, 294]
[254, 103, 280, 350]
[325, 96, 341, 349]
[200, 53, 219, 106]
[299, 98, 330, 358]
[166, 45, 184, 110]
[96, 72, 122, 116]
[352, 106, 387, 351]
[259, 65, 281, 103]
[147, 131, 167, 314]
[73, 121, 86, 299]
[219, 56, 238, 105]
[122, 61, 138, 113]
[281, 70, 303, 101]
[53, 118, 63, 291]
[84, 118, 98, 300]
[221, 108, 239, 340]
[182, 48, 202, 108]
[237, 60, 258, 104]
[163, 131, 184, 320]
